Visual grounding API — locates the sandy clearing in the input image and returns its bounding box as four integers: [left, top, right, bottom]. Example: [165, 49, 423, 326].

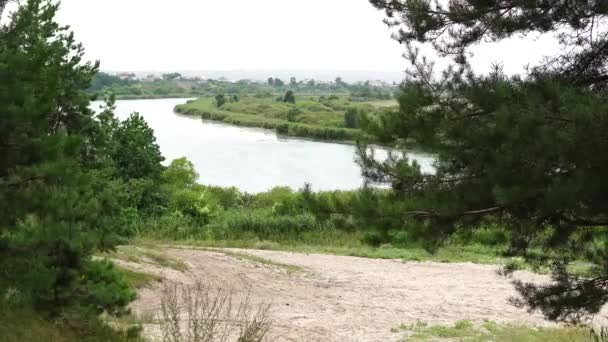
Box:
[123, 247, 555, 342]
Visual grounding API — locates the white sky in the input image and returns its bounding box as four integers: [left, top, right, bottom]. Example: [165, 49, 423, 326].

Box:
[4, 0, 564, 76]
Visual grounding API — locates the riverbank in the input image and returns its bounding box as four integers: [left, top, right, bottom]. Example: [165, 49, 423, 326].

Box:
[174, 96, 380, 142]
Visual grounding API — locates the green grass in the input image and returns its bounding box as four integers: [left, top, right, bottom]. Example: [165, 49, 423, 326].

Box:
[0, 307, 144, 342]
[394, 320, 594, 342]
[103, 245, 188, 271]
[175, 96, 369, 142]
[362, 99, 399, 107]
[116, 266, 162, 289]
[131, 236, 595, 278]
[135, 237, 520, 266]
[209, 249, 305, 274]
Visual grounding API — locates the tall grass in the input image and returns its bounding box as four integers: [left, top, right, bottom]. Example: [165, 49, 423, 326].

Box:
[158, 280, 272, 342]
[0, 306, 143, 342]
[174, 97, 367, 142]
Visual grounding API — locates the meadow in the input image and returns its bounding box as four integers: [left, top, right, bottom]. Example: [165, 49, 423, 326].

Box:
[174, 95, 393, 141]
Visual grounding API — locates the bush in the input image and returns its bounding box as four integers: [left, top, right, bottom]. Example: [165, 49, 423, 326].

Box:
[251, 186, 294, 208]
[361, 231, 385, 247]
[159, 280, 272, 342]
[0, 306, 143, 342]
[143, 211, 201, 240]
[344, 107, 359, 128]
[202, 186, 244, 209]
[206, 209, 319, 241]
[276, 123, 289, 135]
[81, 260, 136, 316]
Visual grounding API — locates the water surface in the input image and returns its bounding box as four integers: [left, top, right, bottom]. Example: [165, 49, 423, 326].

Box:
[95, 98, 434, 193]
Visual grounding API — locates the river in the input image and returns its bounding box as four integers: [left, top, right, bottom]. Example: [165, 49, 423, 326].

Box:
[93, 98, 434, 193]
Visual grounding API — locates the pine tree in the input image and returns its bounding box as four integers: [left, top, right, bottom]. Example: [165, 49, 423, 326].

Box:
[0, 0, 137, 315]
[364, 0, 608, 321]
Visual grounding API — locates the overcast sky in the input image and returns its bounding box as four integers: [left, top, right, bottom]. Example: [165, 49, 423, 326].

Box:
[4, 0, 563, 75]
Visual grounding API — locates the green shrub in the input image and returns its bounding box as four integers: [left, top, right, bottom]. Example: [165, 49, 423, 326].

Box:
[361, 231, 385, 247]
[276, 123, 289, 134]
[115, 207, 142, 238]
[251, 186, 294, 208]
[81, 260, 136, 316]
[202, 186, 244, 209]
[143, 211, 201, 239]
[391, 231, 414, 247]
[206, 209, 320, 241]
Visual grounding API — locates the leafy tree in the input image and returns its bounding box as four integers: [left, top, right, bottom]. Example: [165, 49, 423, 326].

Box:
[88, 72, 129, 92]
[290, 77, 297, 86]
[232, 94, 240, 102]
[344, 108, 359, 128]
[283, 90, 296, 104]
[163, 157, 199, 189]
[0, 0, 135, 316]
[274, 78, 285, 87]
[162, 72, 182, 81]
[335, 77, 346, 87]
[111, 113, 165, 181]
[365, 0, 608, 322]
[108, 112, 166, 212]
[215, 93, 226, 107]
[267, 77, 274, 86]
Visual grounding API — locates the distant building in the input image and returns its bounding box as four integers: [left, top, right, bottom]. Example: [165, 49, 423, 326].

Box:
[369, 80, 389, 87]
[117, 72, 137, 81]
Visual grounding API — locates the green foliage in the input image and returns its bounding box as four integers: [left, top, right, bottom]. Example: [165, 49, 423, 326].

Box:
[163, 157, 199, 189]
[87, 71, 396, 100]
[89, 72, 131, 93]
[162, 72, 182, 81]
[395, 319, 591, 342]
[215, 93, 226, 107]
[368, 0, 608, 322]
[81, 260, 136, 316]
[0, 0, 165, 333]
[0, 306, 143, 342]
[283, 90, 296, 104]
[175, 96, 370, 141]
[112, 113, 165, 181]
[286, 107, 300, 122]
[344, 107, 359, 128]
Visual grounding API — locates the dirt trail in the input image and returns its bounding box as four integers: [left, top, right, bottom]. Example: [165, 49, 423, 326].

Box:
[123, 247, 554, 342]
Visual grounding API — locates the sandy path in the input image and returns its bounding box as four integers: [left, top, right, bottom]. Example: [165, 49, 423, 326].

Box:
[125, 247, 552, 342]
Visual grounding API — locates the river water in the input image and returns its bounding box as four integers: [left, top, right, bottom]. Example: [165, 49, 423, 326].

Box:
[94, 98, 434, 193]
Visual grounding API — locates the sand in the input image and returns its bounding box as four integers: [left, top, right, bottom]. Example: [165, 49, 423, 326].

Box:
[121, 247, 557, 342]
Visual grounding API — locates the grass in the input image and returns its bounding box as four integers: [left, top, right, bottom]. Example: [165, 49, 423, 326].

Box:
[116, 266, 163, 289]
[362, 99, 399, 107]
[195, 248, 305, 274]
[174, 96, 370, 142]
[131, 237, 597, 279]
[0, 307, 144, 342]
[135, 237, 520, 266]
[103, 245, 188, 271]
[394, 320, 594, 342]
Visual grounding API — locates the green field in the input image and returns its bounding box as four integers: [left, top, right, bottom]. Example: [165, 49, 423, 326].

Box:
[175, 95, 394, 141]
